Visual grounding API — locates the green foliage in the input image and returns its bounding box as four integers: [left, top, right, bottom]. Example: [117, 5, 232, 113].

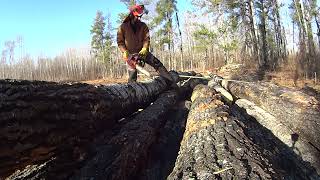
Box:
[219, 39, 238, 53]
[193, 24, 217, 44]
[90, 11, 113, 65]
[120, 0, 136, 6]
[91, 11, 105, 53]
[152, 0, 177, 49]
[117, 13, 128, 24]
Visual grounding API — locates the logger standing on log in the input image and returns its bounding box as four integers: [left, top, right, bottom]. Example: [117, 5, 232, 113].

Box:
[117, 5, 176, 86]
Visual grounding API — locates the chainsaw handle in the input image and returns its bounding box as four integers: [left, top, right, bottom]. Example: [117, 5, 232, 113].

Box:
[127, 53, 145, 68]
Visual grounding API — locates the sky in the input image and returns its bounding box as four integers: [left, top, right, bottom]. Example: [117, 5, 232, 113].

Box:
[0, 0, 192, 58]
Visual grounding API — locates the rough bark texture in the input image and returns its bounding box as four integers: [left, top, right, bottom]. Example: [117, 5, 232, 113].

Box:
[70, 77, 204, 180]
[168, 85, 279, 180]
[231, 103, 319, 179]
[222, 81, 320, 154]
[0, 78, 168, 178]
[236, 98, 320, 174]
[70, 91, 177, 180]
[138, 101, 192, 180]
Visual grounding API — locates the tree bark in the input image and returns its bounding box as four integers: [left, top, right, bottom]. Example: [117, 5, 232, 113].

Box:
[138, 101, 192, 180]
[222, 80, 320, 156]
[168, 85, 280, 179]
[0, 78, 168, 178]
[70, 91, 178, 180]
[231, 101, 320, 179]
[247, 0, 259, 58]
[235, 98, 320, 174]
[258, 0, 268, 68]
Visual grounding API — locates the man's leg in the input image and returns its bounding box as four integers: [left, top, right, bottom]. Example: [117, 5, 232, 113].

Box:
[128, 68, 138, 82]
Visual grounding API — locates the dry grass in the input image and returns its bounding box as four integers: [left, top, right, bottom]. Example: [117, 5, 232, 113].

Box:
[267, 70, 320, 91]
[83, 78, 127, 85]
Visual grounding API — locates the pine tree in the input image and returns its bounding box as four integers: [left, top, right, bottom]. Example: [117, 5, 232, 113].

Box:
[255, 0, 269, 68]
[90, 11, 113, 66]
[102, 13, 114, 65]
[153, 0, 177, 51]
[91, 11, 106, 59]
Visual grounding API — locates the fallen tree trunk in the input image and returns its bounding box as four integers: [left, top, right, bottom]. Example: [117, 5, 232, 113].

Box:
[234, 99, 320, 177]
[221, 80, 320, 154]
[168, 85, 281, 179]
[70, 91, 177, 180]
[71, 77, 205, 180]
[0, 78, 168, 178]
[138, 101, 192, 180]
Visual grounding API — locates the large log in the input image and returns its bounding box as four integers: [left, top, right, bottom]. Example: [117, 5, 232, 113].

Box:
[231, 101, 320, 179]
[0, 78, 168, 178]
[70, 77, 205, 180]
[168, 85, 281, 179]
[235, 98, 320, 173]
[70, 90, 177, 180]
[138, 101, 192, 180]
[221, 81, 320, 158]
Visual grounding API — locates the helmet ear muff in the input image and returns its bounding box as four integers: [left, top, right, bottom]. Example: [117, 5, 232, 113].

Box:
[130, 4, 146, 17]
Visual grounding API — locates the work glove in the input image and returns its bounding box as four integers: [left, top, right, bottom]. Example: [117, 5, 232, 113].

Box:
[139, 48, 148, 59]
[123, 50, 129, 60]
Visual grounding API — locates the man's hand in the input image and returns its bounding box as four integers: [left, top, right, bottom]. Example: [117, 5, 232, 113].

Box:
[139, 48, 148, 59]
[123, 50, 129, 60]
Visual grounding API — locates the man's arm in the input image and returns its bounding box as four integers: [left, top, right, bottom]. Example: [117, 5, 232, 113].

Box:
[117, 25, 127, 52]
[142, 24, 150, 50]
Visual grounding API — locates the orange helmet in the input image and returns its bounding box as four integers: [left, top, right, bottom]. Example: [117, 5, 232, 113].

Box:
[129, 5, 145, 17]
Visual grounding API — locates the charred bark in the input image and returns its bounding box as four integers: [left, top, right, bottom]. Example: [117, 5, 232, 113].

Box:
[138, 101, 192, 180]
[0, 78, 168, 178]
[222, 80, 320, 155]
[168, 85, 280, 179]
[71, 91, 178, 180]
[71, 76, 205, 180]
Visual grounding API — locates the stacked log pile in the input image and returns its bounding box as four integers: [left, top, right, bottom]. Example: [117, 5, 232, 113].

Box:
[168, 85, 280, 179]
[1, 71, 320, 179]
[168, 84, 319, 179]
[0, 78, 168, 178]
[70, 91, 178, 180]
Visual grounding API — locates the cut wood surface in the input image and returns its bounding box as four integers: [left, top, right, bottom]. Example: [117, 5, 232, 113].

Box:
[222, 80, 320, 152]
[208, 80, 233, 103]
[0, 78, 168, 178]
[168, 85, 281, 179]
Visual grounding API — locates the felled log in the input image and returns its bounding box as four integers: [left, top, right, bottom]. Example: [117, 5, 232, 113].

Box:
[221, 80, 320, 153]
[138, 101, 192, 180]
[231, 102, 320, 179]
[235, 99, 320, 175]
[71, 77, 205, 180]
[168, 85, 281, 179]
[0, 78, 168, 178]
[70, 91, 177, 180]
[208, 80, 233, 103]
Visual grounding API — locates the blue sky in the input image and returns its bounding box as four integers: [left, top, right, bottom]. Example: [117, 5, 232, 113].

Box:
[0, 0, 192, 58]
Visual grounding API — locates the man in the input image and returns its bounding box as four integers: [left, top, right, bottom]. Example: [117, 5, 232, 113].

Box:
[117, 4, 176, 86]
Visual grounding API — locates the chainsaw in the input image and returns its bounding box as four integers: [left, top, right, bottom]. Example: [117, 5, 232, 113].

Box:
[127, 53, 152, 77]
